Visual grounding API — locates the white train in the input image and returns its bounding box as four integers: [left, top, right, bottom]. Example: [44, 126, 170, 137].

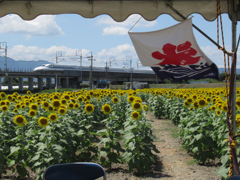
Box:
[33, 64, 155, 74]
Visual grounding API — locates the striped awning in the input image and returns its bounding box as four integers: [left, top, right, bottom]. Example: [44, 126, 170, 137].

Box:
[0, 0, 231, 21]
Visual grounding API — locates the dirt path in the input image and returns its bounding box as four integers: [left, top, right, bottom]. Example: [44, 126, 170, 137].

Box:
[104, 111, 222, 180]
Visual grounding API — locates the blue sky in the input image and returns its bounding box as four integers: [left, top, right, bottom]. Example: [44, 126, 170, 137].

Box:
[0, 13, 239, 69]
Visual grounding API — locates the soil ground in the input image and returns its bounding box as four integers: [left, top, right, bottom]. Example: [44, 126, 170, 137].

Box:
[101, 111, 222, 180]
[2, 111, 222, 180]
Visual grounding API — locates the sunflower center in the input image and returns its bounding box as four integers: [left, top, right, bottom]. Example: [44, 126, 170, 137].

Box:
[50, 115, 57, 120]
[17, 117, 24, 123]
[32, 105, 37, 110]
[30, 111, 35, 116]
[104, 106, 110, 112]
[134, 103, 141, 109]
[40, 119, 48, 125]
[86, 106, 92, 111]
[199, 100, 205, 106]
[132, 112, 139, 118]
[43, 102, 49, 107]
[53, 101, 60, 107]
[60, 109, 65, 113]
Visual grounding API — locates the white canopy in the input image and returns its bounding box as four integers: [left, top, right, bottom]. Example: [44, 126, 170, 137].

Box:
[0, 0, 230, 21]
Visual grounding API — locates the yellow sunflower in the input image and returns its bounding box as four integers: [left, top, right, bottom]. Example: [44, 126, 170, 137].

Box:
[112, 97, 119, 103]
[132, 102, 142, 110]
[42, 101, 50, 109]
[101, 104, 111, 114]
[52, 99, 61, 109]
[28, 110, 37, 117]
[67, 102, 74, 109]
[13, 109, 18, 113]
[197, 99, 207, 108]
[84, 104, 94, 114]
[186, 98, 193, 104]
[48, 113, 58, 122]
[184, 101, 190, 107]
[74, 103, 80, 109]
[127, 96, 135, 103]
[193, 101, 198, 108]
[26, 90, 31, 95]
[29, 103, 39, 111]
[60, 99, 67, 105]
[211, 106, 216, 111]
[58, 108, 67, 115]
[1, 105, 8, 112]
[15, 104, 21, 109]
[77, 96, 84, 102]
[0, 92, 6, 99]
[131, 111, 140, 120]
[216, 110, 221, 116]
[222, 103, 228, 113]
[38, 117, 49, 127]
[48, 106, 54, 112]
[14, 115, 27, 126]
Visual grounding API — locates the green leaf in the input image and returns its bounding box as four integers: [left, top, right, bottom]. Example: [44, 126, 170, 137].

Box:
[8, 160, 16, 167]
[30, 154, 40, 162]
[33, 161, 42, 167]
[128, 142, 135, 151]
[77, 129, 85, 136]
[52, 144, 63, 151]
[192, 147, 198, 153]
[194, 134, 203, 141]
[10, 146, 20, 154]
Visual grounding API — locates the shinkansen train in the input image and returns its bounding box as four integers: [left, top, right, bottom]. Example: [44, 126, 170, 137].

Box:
[33, 64, 155, 74]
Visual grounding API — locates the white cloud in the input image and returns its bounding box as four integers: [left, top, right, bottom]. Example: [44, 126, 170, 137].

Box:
[97, 14, 156, 27]
[98, 14, 156, 36]
[7, 45, 90, 64]
[0, 15, 64, 39]
[201, 45, 240, 68]
[94, 43, 150, 69]
[103, 26, 129, 35]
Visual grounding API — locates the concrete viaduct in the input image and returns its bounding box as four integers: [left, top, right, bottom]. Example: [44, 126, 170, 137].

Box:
[0, 69, 160, 91]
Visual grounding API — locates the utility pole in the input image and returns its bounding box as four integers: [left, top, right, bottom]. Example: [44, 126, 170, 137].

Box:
[76, 50, 83, 82]
[137, 59, 142, 69]
[87, 52, 95, 89]
[56, 51, 62, 64]
[126, 56, 133, 89]
[0, 42, 7, 76]
[105, 60, 109, 88]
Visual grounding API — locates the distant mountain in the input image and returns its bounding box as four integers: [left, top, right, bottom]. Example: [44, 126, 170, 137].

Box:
[218, 68, 240, 74]
[0, 56, 52, 71]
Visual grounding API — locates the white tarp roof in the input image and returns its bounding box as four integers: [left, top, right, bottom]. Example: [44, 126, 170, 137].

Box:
[0, 0, 229, 21]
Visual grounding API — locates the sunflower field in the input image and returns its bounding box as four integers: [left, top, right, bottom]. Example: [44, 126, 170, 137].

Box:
[0, 89, 159, 179]
[0, 87, 239, 179]
[140, 87, 240, 179]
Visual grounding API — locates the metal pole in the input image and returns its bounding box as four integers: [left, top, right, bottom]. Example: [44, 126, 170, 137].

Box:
[106, 61, 108, 85]
[232, 9, 237, 143]
[88, 52, 94, 89]
[80, 50, 82, 82]
[5, 43, 7, 75]
[130, 60, 133, 89]
[56, 52, 57, 64]
[55, 75, 57, 92]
